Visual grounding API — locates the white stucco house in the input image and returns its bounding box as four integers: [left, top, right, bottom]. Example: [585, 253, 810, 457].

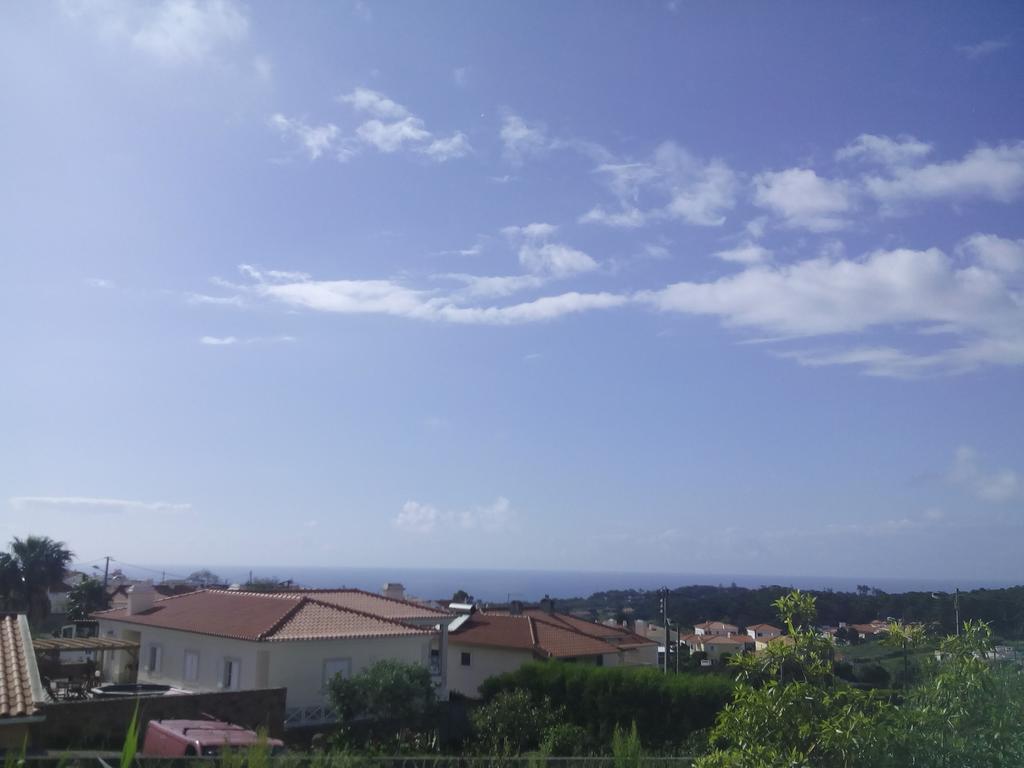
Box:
[446, 607, 657, 697]
[694, 621, 739, 637]
[93, 585, 450, 726]
[746, 623, 783, 650]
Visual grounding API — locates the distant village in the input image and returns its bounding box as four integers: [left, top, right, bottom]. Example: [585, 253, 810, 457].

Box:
[1, 564, 941, 751]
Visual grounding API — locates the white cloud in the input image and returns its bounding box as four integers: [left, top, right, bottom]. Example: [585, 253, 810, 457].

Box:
[10, 496, 191, 515]
[355, 117, 430, 153]
[864, 142, 1024, 207]
[642, 245, 1024, 376]
[444, 273, 546, 298]
[338, 87, 409, 119]
[950, 446, 1021, 502]
[394, 497, 515, 534]
[268, 114, 340, 160]
[753, 168, 853, 231]
[957, 39, 1010, 59]
[394, 501, 441, 534]
[503, 222, 598, 277]
[583, 143, 737, 228]
[500, 114, 550, 163]
[713, 241, 772, 265]
[453, 67, 470, 87]
[836, 134, 933, 167]
[64, 0, 250, 65]
[200, 335, 238, 345]
[421, 132, 472, 162]
[187, 292, 244, 306]
[957, 233, 1024, 274]
[579, 206, 647, 228]
[85, 277, 114, 288]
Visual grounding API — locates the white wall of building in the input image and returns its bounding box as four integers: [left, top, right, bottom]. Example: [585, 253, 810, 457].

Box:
[97, 620, 436, 709]
[447, 644, 534, 698]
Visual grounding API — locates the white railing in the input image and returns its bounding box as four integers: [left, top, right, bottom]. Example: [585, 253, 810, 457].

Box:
[284, 703, 339, 728]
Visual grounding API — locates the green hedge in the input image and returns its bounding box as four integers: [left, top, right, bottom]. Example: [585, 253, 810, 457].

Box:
[478, 662, 734, 750]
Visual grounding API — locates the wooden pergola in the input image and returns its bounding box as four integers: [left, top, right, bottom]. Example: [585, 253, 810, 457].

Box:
[32, 637, 139, 653]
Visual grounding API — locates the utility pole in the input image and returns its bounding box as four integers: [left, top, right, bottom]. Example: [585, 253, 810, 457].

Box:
[102, 556, 111, 588]
[660, 587, 670, 674]
[954, 587, 961, 637]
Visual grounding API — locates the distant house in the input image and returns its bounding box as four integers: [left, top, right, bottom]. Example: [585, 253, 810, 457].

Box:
[446, 606, 657, 697]
[694, 621, 739, 637]
[0, 614, 46, 748]
[746, 623, 783, 650]
[93, 585, 446, 726]
[680, 632, 749, 664]
[849, 621, 888, 640]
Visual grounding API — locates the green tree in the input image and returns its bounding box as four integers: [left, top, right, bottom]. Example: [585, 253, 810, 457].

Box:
[697, 590, 894, 768]
[470, 689, 564, 755]
[890, 621, 1024, 768]
[186, 569, 222, 585]
[66, 577, 109, 621]
[881, 619, 927, 689]
[328, 659, 436, 744]
[0, 553, 20, 611]
[9, 536, 74, 625]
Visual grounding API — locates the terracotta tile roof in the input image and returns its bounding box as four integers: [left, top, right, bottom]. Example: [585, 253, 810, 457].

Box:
[702, 635, 748, 645]
[285, 589, 449, 621]
[1, 614, 42, 719]
[498, 610, 656, 651]
[695, 621, 738, 631]
[93, 589, 430, 642]
[449, 612, 643, 659]
[746, 623, 782, 632]
[268, 600, 431, 641]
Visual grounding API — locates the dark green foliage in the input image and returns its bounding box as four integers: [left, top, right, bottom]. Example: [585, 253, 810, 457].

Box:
[329, 659, 437, 727]
[478, 661, 733, 750]
[471, 689, 564, 755]
[540, 722, 591, 756]
[0, 536, 74, 625]
[857, 663, 891, 687]
[66, 577, 109, 620]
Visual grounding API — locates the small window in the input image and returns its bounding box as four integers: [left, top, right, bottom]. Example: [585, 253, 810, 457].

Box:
[222, 658, 240, 689]
[595, 655, 604, 667]
[460, 651, 471, 667]
[184, 650, 200, 682]
[322, 658, 351, 688]
[146, 644, 162, 674]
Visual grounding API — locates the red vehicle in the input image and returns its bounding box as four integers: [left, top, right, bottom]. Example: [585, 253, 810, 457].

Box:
[141, 719, 285, 757]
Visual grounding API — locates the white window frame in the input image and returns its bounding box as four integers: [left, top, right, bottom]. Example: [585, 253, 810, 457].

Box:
[183, 649, 200, 682]
[221, 657, 241, 690]
[321, 657, 352, 690]
[145, 643, 163, 675]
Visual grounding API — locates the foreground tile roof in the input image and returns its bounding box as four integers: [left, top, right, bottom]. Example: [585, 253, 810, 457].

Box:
[93, 589, 432, 642]
[0, 614, 43, 719]
[284, 589, 450, 621]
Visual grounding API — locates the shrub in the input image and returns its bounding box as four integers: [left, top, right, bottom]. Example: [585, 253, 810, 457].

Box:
[478, 662, 734, 750]
[470, 689, 564, 755]
[541, 722, 591, 756]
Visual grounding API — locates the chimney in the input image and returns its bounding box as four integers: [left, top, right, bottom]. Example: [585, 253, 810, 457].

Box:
[382, 582, 406, 601]
[510, 600, 524, 616]
[127, 582, 156, 615]
[541, 595, 556, 614]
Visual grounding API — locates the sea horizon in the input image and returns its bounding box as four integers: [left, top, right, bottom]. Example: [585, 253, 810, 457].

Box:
[78, 563, 1022, 603]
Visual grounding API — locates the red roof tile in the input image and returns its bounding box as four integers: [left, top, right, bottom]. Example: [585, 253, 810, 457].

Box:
[449, 612, 646, 659]
[285, 589, 449, 621]
[1, 614, 41, 719]
[93, 590, 430, 642]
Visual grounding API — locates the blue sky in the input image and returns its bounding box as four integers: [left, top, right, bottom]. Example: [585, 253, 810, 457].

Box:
[1, 1, 1022, 583]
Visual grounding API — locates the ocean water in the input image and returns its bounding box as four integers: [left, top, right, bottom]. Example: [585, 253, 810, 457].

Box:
[97, 564, 1017, 602]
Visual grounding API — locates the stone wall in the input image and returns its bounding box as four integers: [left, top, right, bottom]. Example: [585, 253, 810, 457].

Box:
[33, 688, 287, 749]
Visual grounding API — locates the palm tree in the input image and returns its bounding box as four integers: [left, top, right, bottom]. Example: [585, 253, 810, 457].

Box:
[9, 536, 74, 625]
[0, 553, 20, 611]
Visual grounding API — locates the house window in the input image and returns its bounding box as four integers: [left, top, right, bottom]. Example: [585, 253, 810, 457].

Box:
[322, 658, 351, 689]
[460, 652, 471, 667]
[595, 655, 604, 667]
[221, 658, 240, 690]
[146, 644, 162, 674]
[184, 650, 200, 682]
[429, 648, 440, 674]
